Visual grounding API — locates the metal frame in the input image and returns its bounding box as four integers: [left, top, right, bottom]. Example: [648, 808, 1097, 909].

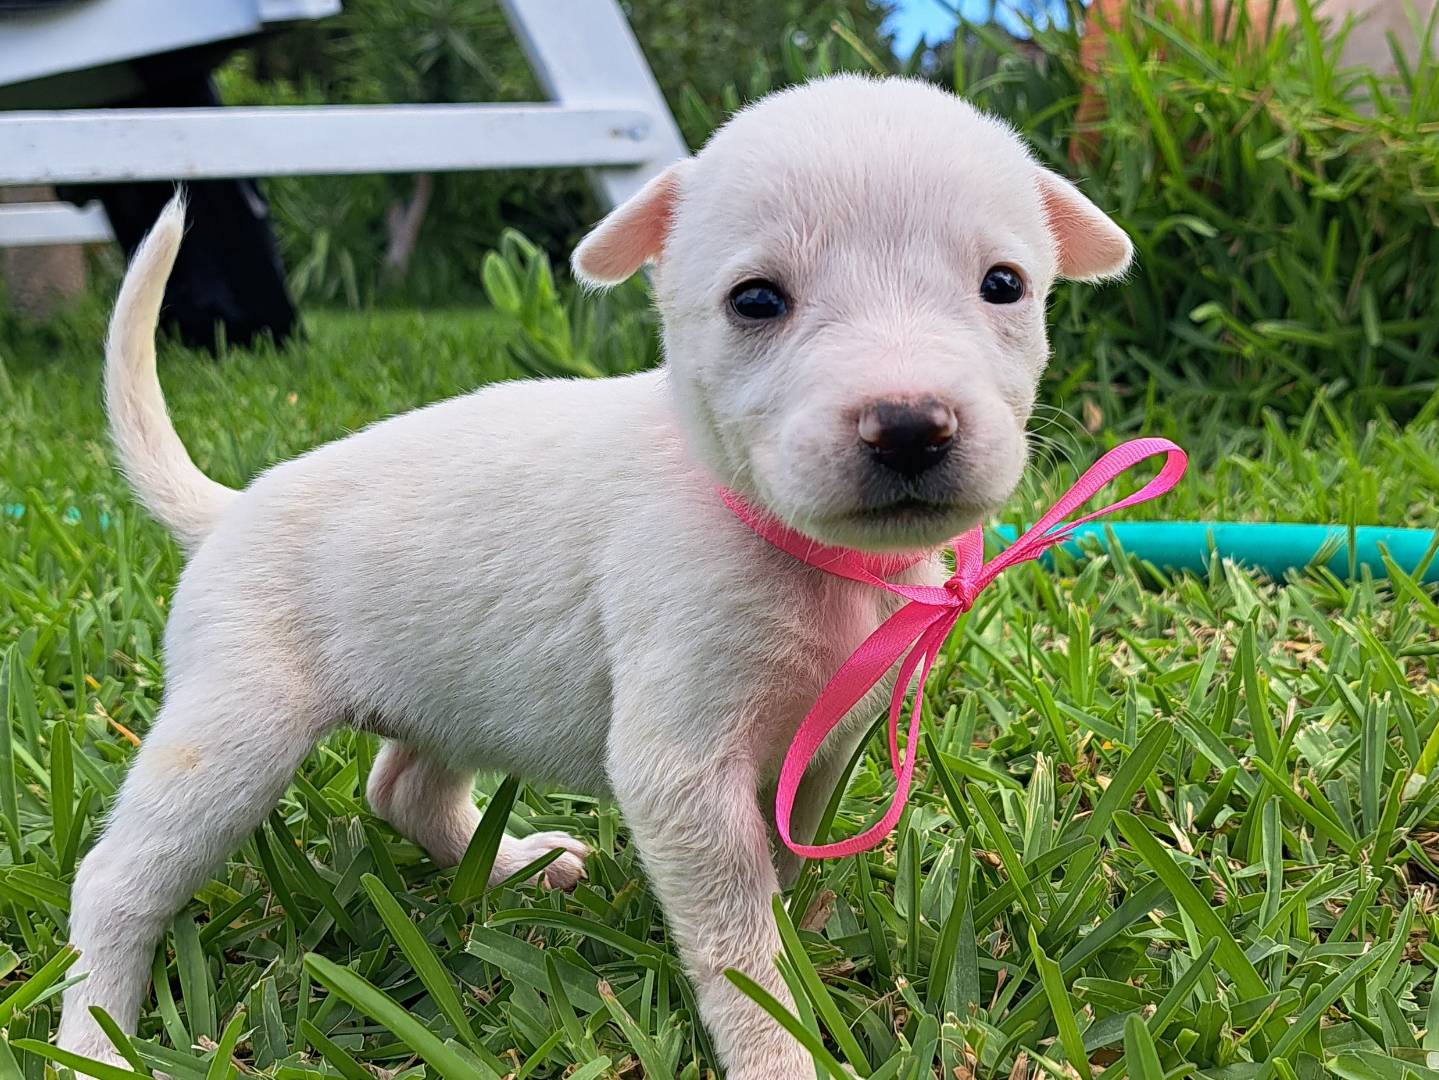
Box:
[0, 0, 339, 89]
[0, 201, 112, 245]
[0, 0, 687, 247]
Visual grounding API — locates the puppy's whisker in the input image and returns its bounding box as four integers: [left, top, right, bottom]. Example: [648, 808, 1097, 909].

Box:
[1028, 405, 1086, 437]
[1031, 433, 1078, 466]
[1024, 433, 1079, 479]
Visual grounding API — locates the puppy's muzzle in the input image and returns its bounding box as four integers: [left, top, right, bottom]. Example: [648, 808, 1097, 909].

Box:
[858, 398, 958, 477]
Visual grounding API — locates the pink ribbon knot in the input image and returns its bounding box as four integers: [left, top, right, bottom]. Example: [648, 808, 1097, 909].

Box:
[721, 437, 1188, 859]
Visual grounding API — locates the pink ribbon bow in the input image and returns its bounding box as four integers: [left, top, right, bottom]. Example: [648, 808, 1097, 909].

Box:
[721, 437, 1188, 859]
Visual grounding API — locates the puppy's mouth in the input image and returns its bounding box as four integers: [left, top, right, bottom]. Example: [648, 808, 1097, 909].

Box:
[807, 495, 992, 552]
[844, 496, 970, 521]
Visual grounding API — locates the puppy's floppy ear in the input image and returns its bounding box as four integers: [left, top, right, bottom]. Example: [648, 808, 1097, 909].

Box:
[1035, 168, 1133, 281]
[572, 161, 689, 287]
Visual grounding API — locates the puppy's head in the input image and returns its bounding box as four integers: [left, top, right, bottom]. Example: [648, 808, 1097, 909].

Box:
[574, 75, 1132, 552]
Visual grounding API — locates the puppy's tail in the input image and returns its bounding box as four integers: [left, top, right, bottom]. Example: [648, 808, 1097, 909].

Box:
[106, 195, 237, 551]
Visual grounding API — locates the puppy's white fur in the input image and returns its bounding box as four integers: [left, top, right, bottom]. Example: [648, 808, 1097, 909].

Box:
[60, 75, 1130, 1077]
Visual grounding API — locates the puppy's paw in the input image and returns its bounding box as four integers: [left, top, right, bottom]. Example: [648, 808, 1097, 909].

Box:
[500, 831, 590, 891]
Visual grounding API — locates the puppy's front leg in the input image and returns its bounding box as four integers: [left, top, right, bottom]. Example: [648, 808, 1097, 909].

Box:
[609, 719, 813, 1078]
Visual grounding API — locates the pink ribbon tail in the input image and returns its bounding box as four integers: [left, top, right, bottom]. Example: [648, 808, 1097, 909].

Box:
[775, 608, 960, 859]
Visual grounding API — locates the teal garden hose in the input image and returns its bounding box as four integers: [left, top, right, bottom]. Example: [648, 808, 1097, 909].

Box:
[993, 521, 1439, 584]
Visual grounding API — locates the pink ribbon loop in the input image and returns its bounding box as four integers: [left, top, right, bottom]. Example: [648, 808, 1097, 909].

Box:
[723, 437, 1188, 859]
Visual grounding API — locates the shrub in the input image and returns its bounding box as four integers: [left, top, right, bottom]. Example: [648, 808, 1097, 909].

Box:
[480, 230, 658, 378]
[1034, 0, 1439, 423]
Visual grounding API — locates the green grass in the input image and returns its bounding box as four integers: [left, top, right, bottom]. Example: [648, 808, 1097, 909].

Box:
[2, 307, 1439, 1079]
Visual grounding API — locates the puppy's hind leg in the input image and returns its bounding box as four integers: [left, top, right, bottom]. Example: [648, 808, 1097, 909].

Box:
[58, 679, 333, 1067]
[366, 740, 587, 889]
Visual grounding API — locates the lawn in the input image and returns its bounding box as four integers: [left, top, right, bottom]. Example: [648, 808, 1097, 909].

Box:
[2, 306, 1439, 1079]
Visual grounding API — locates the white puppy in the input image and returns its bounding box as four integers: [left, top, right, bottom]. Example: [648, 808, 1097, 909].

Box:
[58, 75, 1131, 1077]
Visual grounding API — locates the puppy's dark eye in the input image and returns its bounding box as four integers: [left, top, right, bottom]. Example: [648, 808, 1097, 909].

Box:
[729, 279, 789, 321]
[979, 265, 1025, 304]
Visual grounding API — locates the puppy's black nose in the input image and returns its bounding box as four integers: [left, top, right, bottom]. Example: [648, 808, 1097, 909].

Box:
[858, 399, 958, 477]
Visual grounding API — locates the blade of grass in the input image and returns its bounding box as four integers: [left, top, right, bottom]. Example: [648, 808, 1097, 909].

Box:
[1114, 811, 1267, 999]
[724, 969, 850, 1080]
[1029, 928, 1092, 1080]
[452, 776, 520, 905]
[771, 893, 870, 1074]
[303, 953, 500, 1080]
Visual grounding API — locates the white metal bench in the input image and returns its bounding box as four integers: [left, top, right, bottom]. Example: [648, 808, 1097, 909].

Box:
[0, 0, 687, 247]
